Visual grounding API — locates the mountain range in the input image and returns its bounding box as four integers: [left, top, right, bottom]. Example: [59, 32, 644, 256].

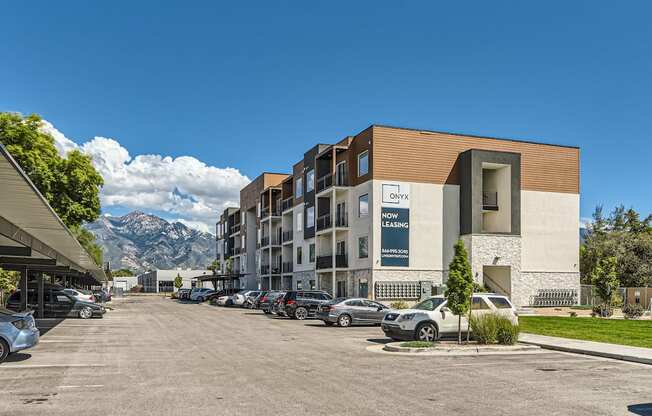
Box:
[85, 211, 215, 273]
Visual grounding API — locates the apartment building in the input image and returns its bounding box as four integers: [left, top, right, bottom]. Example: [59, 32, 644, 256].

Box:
[215, 125, 580, 307]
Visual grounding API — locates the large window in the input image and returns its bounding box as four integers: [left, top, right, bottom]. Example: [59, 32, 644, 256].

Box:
[358, 151, 369, 177]
[297, 247, 303, 264]
[306, 169, 314, 193]
[309, 243, 315, 263]
[296, 211, 303, 232]
[306, 206, 315, 228]
[358, 194, 369, 218]
[358, 236, 368, 258]
[296, 177, 303, 198]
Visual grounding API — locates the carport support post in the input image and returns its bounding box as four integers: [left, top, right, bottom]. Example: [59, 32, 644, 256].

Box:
[36, 272, 44, 319]
[19, 266, 28, 311]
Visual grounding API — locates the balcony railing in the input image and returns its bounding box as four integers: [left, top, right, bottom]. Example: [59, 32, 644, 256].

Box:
[316, 254, 348, 269]
[482, 191, 499, 211]
[261, 236, 270, 247]
[261, 264, 269, 275]
[335, 212, 348, 227]
[316, 173, 333, 193]
[261, 207, 281, 219]
[281, 197, 293, 212]
[335, 171, 349, 187]
[234, 247, 244, 255]
[282, 262, 293, 273]
[316, 213, 332, 231]
[230, 224, 241, 235]
[282, 230, 293, 243]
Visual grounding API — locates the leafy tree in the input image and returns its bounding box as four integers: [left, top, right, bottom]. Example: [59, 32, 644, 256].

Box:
[174, 273, 183, 290]
[445, 240, 474, 344]
[207, 260, 220, 272]
[225, 258, 233, 274]
[112, 269, 134, 277]
[0, 268, 19, 305]
[591, 256, 619, 316]
[0, 112, 105, 265]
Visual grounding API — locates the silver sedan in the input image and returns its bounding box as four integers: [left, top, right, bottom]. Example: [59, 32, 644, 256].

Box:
[317, 298, 390, 327]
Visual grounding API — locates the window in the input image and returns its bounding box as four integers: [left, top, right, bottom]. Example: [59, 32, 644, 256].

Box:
[297, 247, 302, 264]
[306, 206, 315, 228]
[358, 236, 368, 258]
[358, 194, 369, 217]
[471, 297, 491, 310]
[413, 298, 446, 311]
[489, 297, 513, 309]
[346, 299, 364, 307]
[358, 151, 368, 177]
[309, 243, 315, 263]
[297, 211, 303, 232]
[296, 177, 303, 198]
[306, 169, 314, 193]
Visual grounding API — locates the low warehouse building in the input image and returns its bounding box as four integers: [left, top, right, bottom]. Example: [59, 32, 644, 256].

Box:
[137, 269, 212, 293]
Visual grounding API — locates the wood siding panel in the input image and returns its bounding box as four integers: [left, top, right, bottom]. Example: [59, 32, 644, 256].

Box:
[372, 126, 579, 194]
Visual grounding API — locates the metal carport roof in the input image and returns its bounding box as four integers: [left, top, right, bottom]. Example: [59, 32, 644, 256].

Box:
[0, 143, 105, 282]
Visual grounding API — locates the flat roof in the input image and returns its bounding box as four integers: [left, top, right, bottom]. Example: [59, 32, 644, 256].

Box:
[0, 144, 105, 281]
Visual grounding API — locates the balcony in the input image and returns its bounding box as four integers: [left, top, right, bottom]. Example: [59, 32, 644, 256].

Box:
[317, 172, 349, 193]
[282, 230, 293, 243]
[261, 236, 269, 247]
[260, 235, 281, 248]
[281, 197, 294, 212]
[234, 247, 244, 255]
[261, 264, 269, 275]
[316, 213, 332, 231]
[282, 262, 293, 274]
[261, 207, 281, 219]
[316, 254, 348, 269]
[230, 224, 241, 235]
[482, 191, 499, 211]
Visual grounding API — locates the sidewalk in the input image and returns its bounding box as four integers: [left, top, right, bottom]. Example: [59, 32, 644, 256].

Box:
[519, 333, 652, 365]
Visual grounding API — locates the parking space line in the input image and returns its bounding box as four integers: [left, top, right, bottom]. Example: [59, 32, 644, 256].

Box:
[59, 385, 104, 389]
[0, 364, 107, 369]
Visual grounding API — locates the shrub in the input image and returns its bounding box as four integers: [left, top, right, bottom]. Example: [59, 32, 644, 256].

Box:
[592, 304, 613, 317]
[569, 311, 578, 317]
[622, 304, 644, 320]
[470, 313, 520, 345]
[390, 300, 409, 309]
[496, 318, 520, 345]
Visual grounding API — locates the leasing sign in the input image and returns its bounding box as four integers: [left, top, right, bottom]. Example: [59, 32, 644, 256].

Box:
[380, 182, 410, 267]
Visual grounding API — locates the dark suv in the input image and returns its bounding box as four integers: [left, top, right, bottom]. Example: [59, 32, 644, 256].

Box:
[279, 290, 332, 320]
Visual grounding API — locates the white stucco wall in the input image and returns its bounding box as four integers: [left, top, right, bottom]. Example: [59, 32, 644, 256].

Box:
[521, 190, 580, 273]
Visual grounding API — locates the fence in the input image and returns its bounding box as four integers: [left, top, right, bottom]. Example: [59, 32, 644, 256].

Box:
[580, 285, 651, 310]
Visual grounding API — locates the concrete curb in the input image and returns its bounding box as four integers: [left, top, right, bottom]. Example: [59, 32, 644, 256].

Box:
[379, 342, 540, 355]
[519, 339, 652, 366]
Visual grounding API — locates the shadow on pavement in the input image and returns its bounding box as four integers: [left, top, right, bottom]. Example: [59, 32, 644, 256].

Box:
[35, 318, 66, 336]
[628, 404, 652, 416]
[2, 352, 32, 364]
[367, 338, 392, 344]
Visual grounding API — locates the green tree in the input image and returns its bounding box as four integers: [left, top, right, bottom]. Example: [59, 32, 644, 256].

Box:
[445, 240, 474, 344]
[0, 112, 105, 265]
[112, 269, 134, 277]
[0, 268, 19, 306]
[174, 273, 183, 290]
[591, 256, 619, 316]
[207, 260, 220, 272]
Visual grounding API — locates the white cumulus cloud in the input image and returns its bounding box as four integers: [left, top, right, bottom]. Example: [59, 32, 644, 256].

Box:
[41, 120, 249, 234]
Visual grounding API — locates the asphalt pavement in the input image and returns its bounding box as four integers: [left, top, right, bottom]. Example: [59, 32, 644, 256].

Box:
[0, 296, 650, 416]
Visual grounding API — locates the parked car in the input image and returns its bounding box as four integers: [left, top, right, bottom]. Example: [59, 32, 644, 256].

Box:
[6, 289, 106, 319]
[190, 288, 216, 302]
[381, 294, 518, 342]
[177, 288, 191, 300]
[63, 288, 95, 303]
[212, 295, 233, 306]
[251, 291, 269, 309]
[318, 298, 390, 327]
[232, 290, 258, 307]
[278, 290, 333, 320]
[92, 289, 111, 303]
[242, 291, 263, 308]
[0, 307, 39, 363]
[259, 291, 284, 314]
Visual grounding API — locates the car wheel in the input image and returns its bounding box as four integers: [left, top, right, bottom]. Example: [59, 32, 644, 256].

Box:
[79, 307, 93, 319]
[0, 339, 9, 363]
[415, 323, 438, 342]
[294, 307, 308, 320]
[198, 297, 204, 302]
[337, 314, 352, 328]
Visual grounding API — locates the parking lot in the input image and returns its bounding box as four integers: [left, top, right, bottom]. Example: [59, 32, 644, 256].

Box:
[1, 296, 651, 416]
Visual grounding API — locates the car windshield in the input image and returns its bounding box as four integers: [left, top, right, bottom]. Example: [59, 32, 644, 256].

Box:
[412, 298, 445, 311]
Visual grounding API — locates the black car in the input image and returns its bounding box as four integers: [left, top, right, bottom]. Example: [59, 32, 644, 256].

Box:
[259, 291, 284, 314]
[279, 290, 333, 320]
[6, 288, 106, 319]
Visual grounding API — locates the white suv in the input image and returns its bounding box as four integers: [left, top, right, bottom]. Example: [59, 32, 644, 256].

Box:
[381, 294, 518, 342]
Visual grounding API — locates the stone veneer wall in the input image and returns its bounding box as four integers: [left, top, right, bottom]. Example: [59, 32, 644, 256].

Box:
[514, 272, 580, 308]
[461, 234, 522, 285]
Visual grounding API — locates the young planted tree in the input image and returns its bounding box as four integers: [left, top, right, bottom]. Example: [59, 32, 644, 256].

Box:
[0, 268, 19, 306]
[445, 240, 474, 344]
[174, 274, 183, 291]
[591, 256, 619, 317]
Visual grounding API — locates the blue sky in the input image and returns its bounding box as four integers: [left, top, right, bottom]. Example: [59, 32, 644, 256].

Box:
[1, 1, 650, 230]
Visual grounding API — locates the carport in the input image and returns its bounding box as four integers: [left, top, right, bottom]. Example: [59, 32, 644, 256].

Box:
[0, 144, 105, 318]
[195, 272, 246, 290]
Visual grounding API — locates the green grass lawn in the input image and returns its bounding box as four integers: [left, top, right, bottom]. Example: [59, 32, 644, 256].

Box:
[519, 316, 652, 349]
